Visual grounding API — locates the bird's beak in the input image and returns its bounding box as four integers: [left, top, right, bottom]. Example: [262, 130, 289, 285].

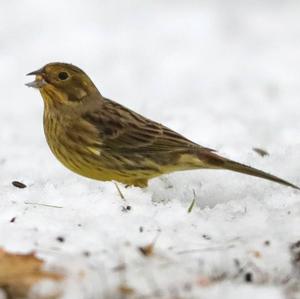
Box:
[26, 68, 47, 89]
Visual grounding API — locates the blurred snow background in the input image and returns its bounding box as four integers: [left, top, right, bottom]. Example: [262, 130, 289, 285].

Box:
[0, 0, 300, 298]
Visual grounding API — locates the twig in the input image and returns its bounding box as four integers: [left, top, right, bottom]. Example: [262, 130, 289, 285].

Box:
[177, 244, 236, 255]
[187, 189, 196, 213]
[24, 202, 63, 208]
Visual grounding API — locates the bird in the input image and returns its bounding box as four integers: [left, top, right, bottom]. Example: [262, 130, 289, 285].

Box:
[26, 62, 299, 190]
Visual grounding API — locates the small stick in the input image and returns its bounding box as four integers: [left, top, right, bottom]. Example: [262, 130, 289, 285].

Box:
[187, 189, 196, 213]
[177, 244, 235, 255]
[24, 202, 63, 208]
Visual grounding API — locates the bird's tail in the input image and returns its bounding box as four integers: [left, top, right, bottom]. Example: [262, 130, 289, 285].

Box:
[222, 158, 299, 189]
[198, 150, 300, 190]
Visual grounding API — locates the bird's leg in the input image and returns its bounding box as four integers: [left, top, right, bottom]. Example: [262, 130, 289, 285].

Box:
[113, 182, 132, 212]
[114, 182, 125, 200]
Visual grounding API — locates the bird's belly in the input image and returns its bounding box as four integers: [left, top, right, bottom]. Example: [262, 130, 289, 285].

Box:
[46, 138, 160, 186]
[48, 142, 118, 180]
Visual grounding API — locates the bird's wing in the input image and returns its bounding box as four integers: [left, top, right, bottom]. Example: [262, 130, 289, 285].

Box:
[83, 98, 215, 153]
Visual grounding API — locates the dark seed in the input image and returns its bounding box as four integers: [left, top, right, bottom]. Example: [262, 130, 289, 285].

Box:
[139, 226, 144, 233]
[83, 251, 90, 257]
[245, 272, 253, 282]
[253, 147, 269, 157]
[56, 236, 65, 243]
[121, 205, 132, 212]
[10, 217, 16, 223]
[183, 282, 192, 292]
[113, 263, 126, 272]
[291, 240, 300, 249]
[12, 181, 27, 189]
[234, 259, 240, 267]
[202, 234, 211, 240]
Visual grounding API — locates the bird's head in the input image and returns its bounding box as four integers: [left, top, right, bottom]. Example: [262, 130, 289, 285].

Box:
[26, 63, 99, 105]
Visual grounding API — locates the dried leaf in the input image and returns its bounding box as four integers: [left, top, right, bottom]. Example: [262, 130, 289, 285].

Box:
[138, 234, 160, 257]
[0, 249, 63, 299]
[251, 250, 262, 258]
[138, 243, 154, 257]
[118, 284, 135, 295]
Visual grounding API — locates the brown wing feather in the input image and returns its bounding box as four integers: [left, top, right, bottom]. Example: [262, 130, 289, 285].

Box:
[83, 97, 214, 154]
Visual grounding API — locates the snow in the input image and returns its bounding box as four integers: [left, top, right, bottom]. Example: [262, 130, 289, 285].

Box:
[0, 0, 300, 298]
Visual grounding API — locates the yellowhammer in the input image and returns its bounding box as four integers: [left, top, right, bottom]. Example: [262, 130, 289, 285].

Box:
[26, 62, 299, 189]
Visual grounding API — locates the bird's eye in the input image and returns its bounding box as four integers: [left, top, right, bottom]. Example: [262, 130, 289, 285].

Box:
[58, 71, 69, 80]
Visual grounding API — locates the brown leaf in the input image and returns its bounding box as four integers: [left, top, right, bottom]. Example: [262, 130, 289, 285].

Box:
[196, 276, 212, 287]
[138, 234, 160, 257]
[0, 248, 63, 299]
[250, 250, 262, 258]
[138, 243, 154, 257]
[118, 284, 135, 295]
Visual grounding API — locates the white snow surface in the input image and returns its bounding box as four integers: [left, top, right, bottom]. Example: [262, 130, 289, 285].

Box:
[0, 1, 300, 298]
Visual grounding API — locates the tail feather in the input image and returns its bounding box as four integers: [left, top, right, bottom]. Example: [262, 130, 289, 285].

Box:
[197, 150, 299, 190]
[222, 159, 300, 190]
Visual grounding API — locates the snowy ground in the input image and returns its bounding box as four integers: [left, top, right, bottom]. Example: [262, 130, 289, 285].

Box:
[0, 0, 300, 298]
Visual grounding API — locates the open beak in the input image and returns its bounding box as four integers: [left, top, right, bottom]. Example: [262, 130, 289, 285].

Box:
[26, 67, 47, 89]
